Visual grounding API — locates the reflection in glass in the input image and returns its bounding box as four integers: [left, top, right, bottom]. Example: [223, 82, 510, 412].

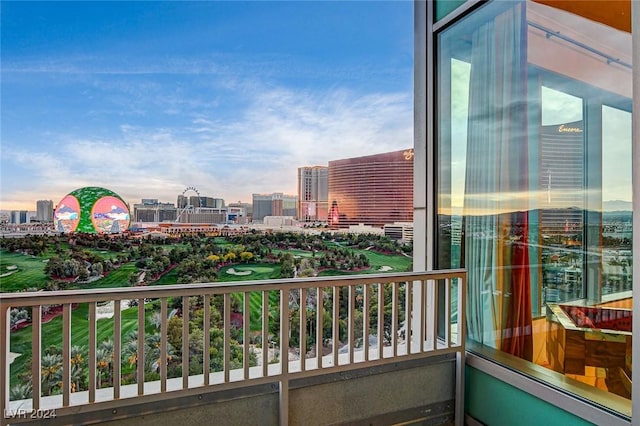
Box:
[601, 106, 632, 298]
[436, 0, 633, 404]
[539, 87, 585, 304]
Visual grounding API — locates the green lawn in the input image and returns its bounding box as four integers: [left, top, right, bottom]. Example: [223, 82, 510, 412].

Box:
[218, 263, 281, 282]
[72, 264, 139, 290]
[354, 249, 412, 273]
[273, 249, 314, 258]
[9, 302, 154, 387]
[151, 267, 180, 285]
[0, 251, 50, 292]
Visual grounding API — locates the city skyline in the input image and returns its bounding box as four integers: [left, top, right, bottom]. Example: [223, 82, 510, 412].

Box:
[1, 1, 414, 211]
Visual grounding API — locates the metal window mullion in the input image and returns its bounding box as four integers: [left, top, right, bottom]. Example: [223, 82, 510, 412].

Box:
[299, 288, 307, 371]
[31, 305, 42, 409]
[161, 298, 168, 391]
[244, 292, 250, 379]
[62, 303, 71, 406]
[348, 285, 355, 364]
[137, 298, 145, 396]
[332, 286, 339, 367]
[113, 300, 121, 399]
[88, 302, 97, 403]
[378, 283, 384, 360]
[262, 291, 269, 377]
[363, 284, 370, 362]
[224, 293, 231, 383]
[316, 287, 323, 369]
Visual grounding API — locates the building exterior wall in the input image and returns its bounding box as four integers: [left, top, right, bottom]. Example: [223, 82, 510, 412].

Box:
[298, 166, 329, 222]
[36, 200, 53, 222]
[252, 193, 298, 221]
[10, 210, 29, 224]
[328, 149, 414, 228]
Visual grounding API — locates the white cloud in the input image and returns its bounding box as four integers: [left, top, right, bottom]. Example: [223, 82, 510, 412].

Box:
[1, 83, 412, 210]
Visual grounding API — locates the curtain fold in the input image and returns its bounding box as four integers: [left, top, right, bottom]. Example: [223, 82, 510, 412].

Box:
[464, 2, 533, 360]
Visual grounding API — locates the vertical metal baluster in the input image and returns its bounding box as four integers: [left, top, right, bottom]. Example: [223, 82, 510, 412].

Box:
[62, 303, 71, 406]
[432, 281, 438, 351]
[279, 288, 290, 426]
[405, 282, 412, 355]
[161, 298, 168, 392]
[203, 295, 210, 386]
[137, 298, 145, 396]
[460, 275, 467, 348]
[243, 292, 250, 379]
[392, 282, 399, 358]
[299, 288, 306, 371]
[88, 302, 97, 403]
[1, 306, 8, 416]
[363, 284, 370, 362]
[332, 286, 339, 367]
[262, 291, 269, 377]
[182, 296, 189, 389]
[445, 279, 451, 348]
[348, 285, 355, 364]
[280, 288, 289, 374]
[31, 305, 42, 410]
[378, 283, 384, 360]
[113, 300, 121, 399]
[420, 280, 426, 352]
[224, 293, 230, 383]
[316, 287, 323, 369]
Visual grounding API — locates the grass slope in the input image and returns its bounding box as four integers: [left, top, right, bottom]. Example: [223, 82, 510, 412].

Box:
[0, 251, 49, 292]
[9, 303, 154, 388]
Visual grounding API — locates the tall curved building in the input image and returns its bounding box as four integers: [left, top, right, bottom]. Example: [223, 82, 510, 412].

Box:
[328, 149, 413, 228]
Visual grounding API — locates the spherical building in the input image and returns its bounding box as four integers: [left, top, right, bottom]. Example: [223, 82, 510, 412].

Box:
[54, 187, 130, 234]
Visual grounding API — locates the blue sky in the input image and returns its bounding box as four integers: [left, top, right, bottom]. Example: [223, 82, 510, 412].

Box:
[1, 1, 413, 210]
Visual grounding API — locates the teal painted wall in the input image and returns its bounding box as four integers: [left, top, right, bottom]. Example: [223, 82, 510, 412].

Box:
[435, 0, 467, 21]
[465, 366, 595, 426]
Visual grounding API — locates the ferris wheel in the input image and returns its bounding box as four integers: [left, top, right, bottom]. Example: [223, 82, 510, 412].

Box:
[182, 186, 201, 208]
[176, 186, 201, 222]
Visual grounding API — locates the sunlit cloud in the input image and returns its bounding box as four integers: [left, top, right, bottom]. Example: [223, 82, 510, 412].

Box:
[1, 81, 411, 210]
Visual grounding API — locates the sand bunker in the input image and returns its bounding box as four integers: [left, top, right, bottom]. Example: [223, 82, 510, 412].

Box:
[1, 267, 18, 278]
[226, 268, 252, 276]
[378, 266, 392, 272]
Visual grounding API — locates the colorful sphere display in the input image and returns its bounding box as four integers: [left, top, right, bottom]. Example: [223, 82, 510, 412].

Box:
[54, 187, 130, 234]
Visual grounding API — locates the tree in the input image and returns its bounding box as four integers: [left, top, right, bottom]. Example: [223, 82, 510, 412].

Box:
[41, 353, 62, 396]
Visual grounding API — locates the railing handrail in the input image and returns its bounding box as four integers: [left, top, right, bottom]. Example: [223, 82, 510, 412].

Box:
[2, 269, 466, 425]
[0, 269, 465, 307]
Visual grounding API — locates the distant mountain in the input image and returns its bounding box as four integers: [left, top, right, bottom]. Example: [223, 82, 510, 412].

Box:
[603, 200, 632, 212]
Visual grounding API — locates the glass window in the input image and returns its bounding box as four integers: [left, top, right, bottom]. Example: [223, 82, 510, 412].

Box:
[436, 0, 632, 407]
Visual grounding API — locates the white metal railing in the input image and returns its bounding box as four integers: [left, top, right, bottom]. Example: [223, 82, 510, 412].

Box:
[1, 270, 465, 425]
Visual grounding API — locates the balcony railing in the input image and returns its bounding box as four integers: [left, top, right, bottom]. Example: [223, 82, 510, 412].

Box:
[1, 270, 465, 425]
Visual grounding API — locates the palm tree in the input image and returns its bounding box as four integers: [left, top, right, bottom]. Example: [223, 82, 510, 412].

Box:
[41, 353, 62, 396]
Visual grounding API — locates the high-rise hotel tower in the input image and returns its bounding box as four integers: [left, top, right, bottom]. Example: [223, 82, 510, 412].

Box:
[297, 166, 328, 222]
